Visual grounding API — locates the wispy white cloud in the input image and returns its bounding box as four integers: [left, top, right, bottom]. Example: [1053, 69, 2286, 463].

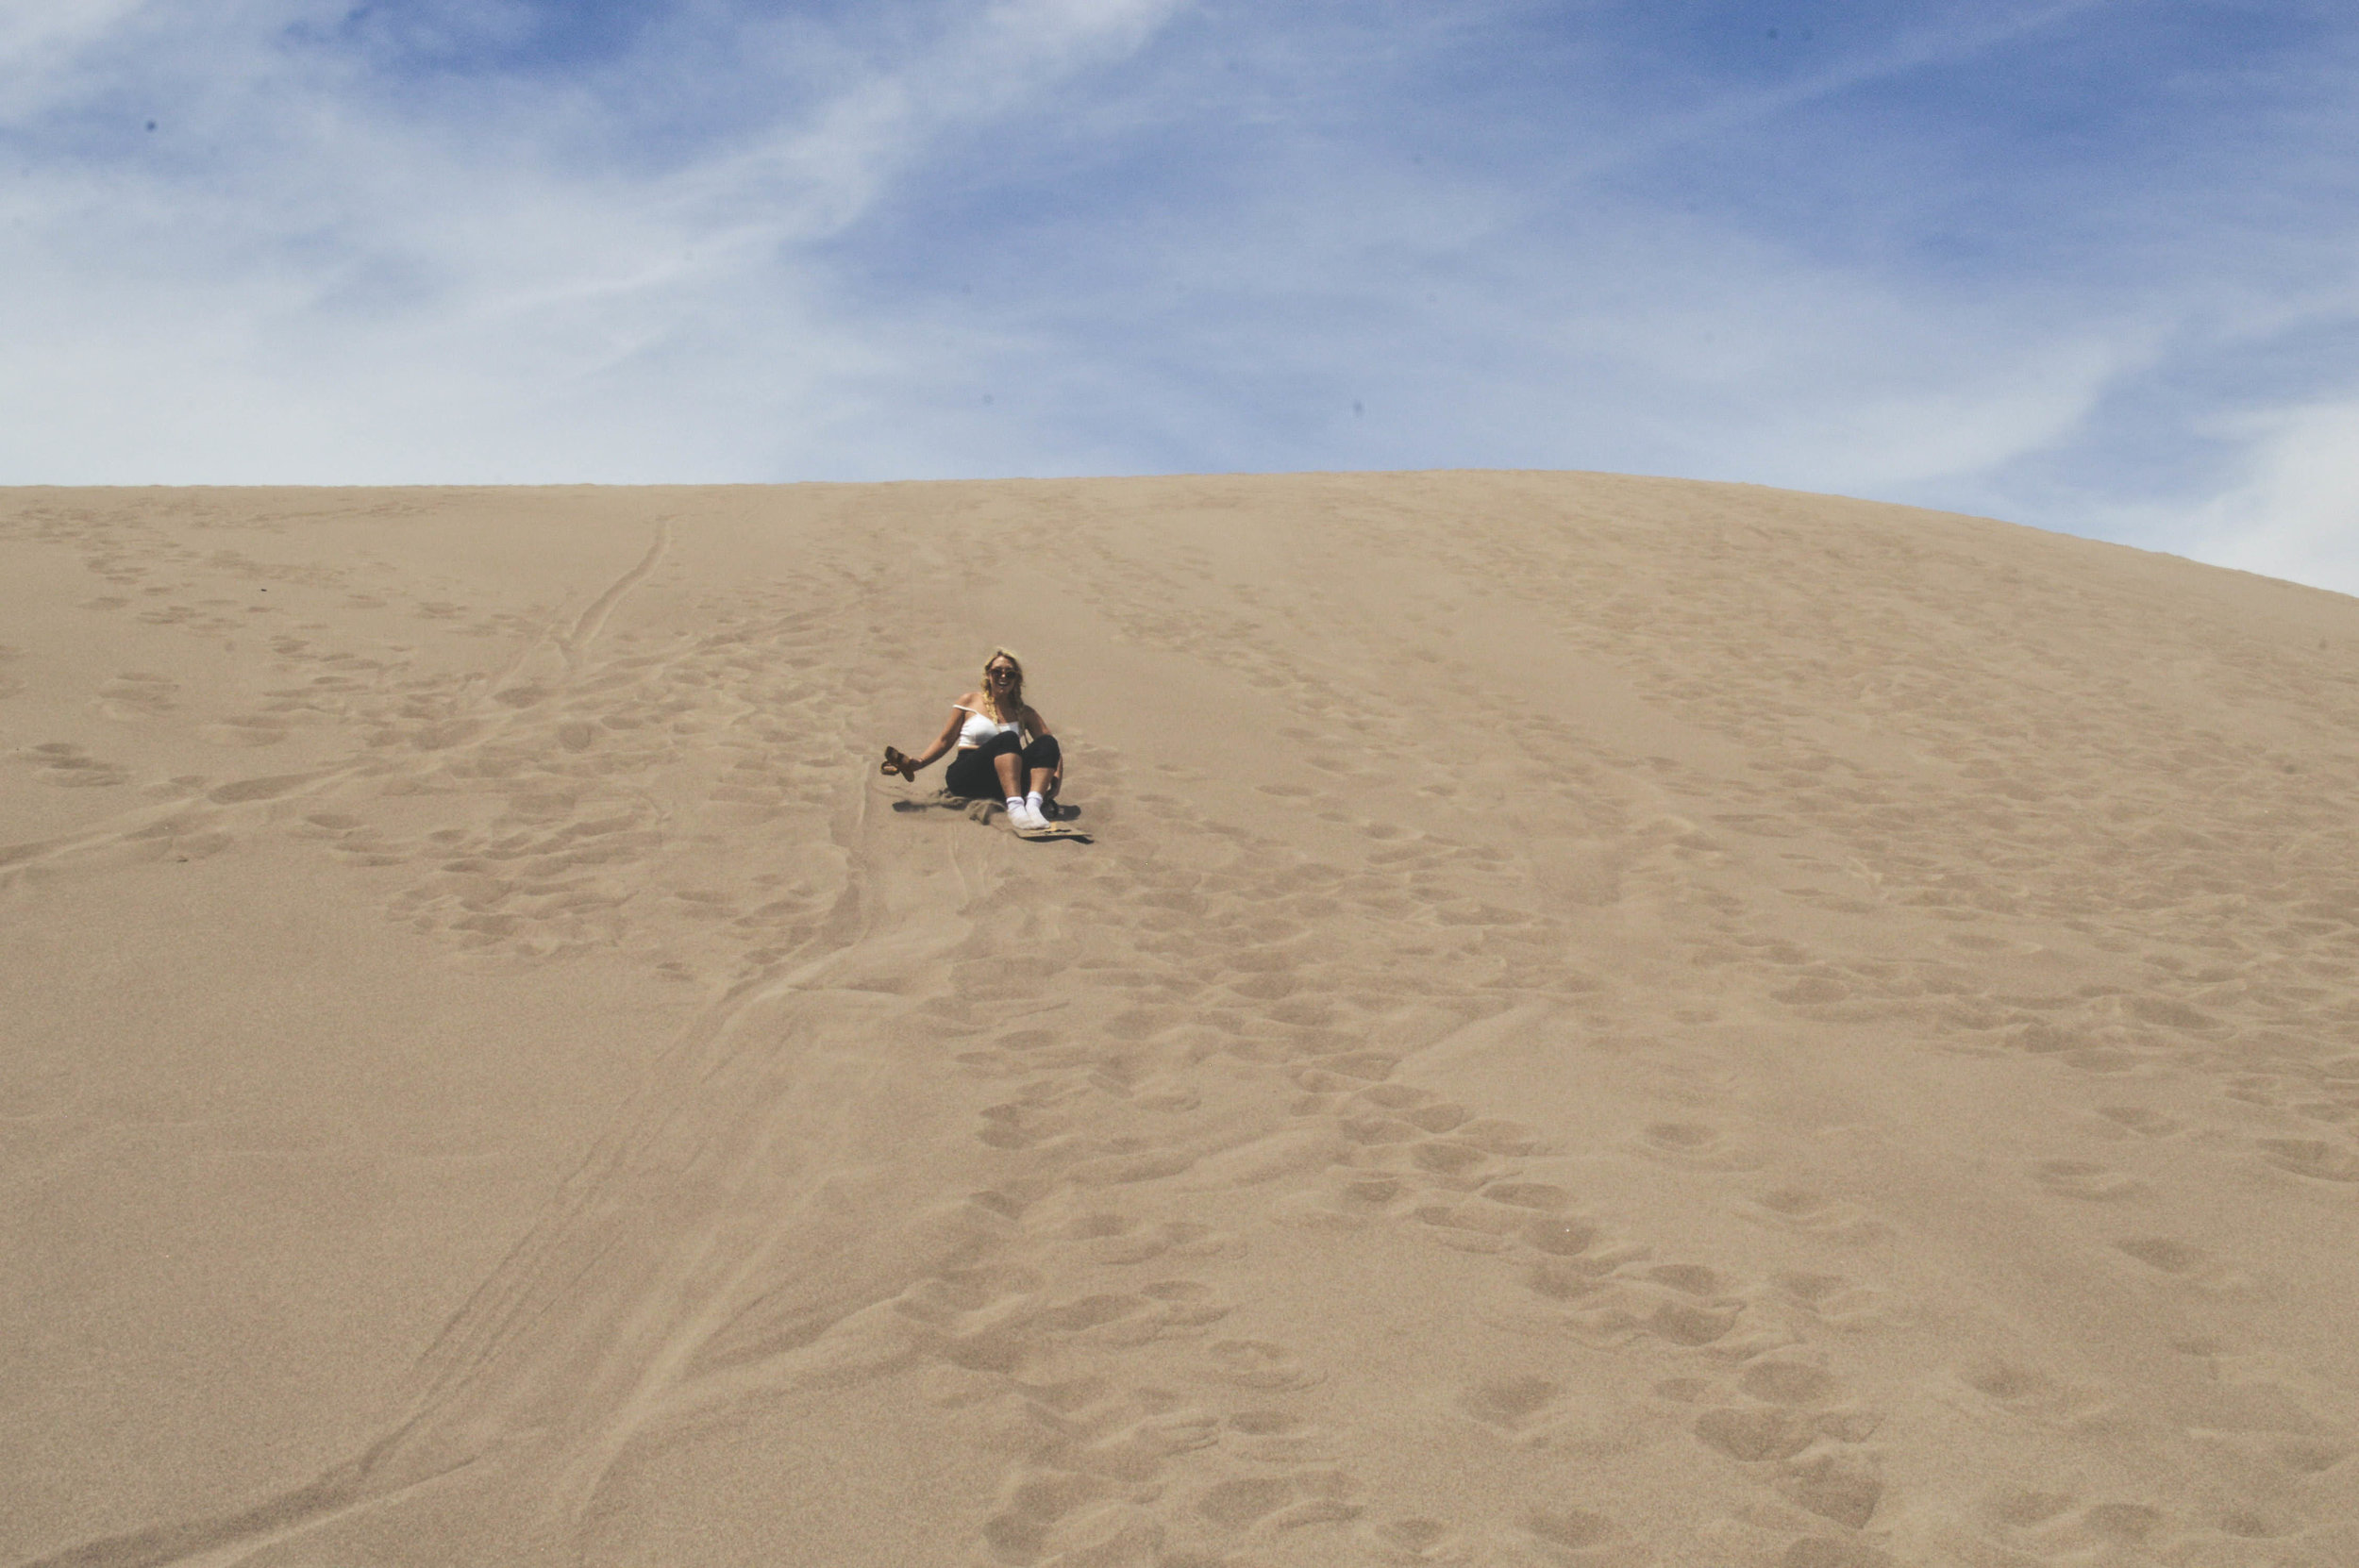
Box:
[1547, 0, 2117, 188]
[0, 0, 1194, 480]
[0, 0, 155, 119]
[2157, 401, 2359, 593]
[1, 0, 2356, 597]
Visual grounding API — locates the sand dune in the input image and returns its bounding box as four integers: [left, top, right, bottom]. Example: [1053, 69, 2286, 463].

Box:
[4, 474, 2356, 1568]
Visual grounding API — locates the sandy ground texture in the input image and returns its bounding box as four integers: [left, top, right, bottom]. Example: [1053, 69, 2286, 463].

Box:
[5, 475, 2358, 1568]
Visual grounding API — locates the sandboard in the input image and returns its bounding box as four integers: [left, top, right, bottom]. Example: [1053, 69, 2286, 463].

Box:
[1012, 820, 1091, 842]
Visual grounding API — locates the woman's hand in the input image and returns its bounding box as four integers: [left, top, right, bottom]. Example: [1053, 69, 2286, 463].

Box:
[883, 704, 972, 782]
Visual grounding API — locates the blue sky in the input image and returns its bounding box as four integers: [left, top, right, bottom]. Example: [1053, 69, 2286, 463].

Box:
[5, 0, 2356, 592]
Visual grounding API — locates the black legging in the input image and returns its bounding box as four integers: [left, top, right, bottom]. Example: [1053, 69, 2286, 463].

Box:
[944, 731, 1062, 800]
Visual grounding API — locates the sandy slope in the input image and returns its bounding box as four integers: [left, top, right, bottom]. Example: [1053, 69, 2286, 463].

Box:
[3, 474, 2356, 1568]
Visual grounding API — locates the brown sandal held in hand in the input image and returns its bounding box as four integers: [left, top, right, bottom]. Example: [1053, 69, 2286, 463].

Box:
[881, 746, 919, 780]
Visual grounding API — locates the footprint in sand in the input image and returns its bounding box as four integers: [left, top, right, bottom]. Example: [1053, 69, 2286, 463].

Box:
[1195, 1469, 1362, 1533]
[21, 741, 128, 787]
[1744, 1186, 1887, 1243]
[1397, 1099, 1472, 1133]
[1369, 1514, 1460, 1557]
[1780, 1534, 1892, 1567]
[1083, 1408, 1224, 1481]
[1637, 1120, 1735, 1163]
[1644, 1262, 1725, 1296]
[1521, 1214, 1603, 1259]
[2254, 1137, 2359, 1183]
[1310, 1050, 1409, 1086]
[1644, 1296, 1745, 1347]
[208, 772, 321, 804]
[975, 1395, 1236, 1560]
[1202, 1339, 1319, 1392]
[2095, 1108, 2180, 1131]
[2078, 1500, 2167, 1543]
[1140, 1278, 1230, 1328]
[1738, 1359, 1844, 1408]
[1523, 1506, 1621, 1553]
[1223, 1408, 1320, 1458]
[202, 714, 289, 746]
[890, 1267, 1044, 1376]
[977, 1095, 1076, 1150]
[1949, 1358, 2115, 1431]
[1774, 1452, 1886, 1531]
[96, 671, 178, 718]
[2031, 1158, 2147, 1200]
[1414, 1199, 1523, 1254]
[1693, 1405, 1818, 1462]
[1409, 1138, 1494, 1179]
[1459, 1374, 1562, 1432]
[979, 1488, 1095, 1563]
[2115, 1234, 2249, 1290]
[1196, 1475, 1296, 1527]
[1067, 1212, 1175, 1265]
[1773, 975, 1853, 1007]
[1484, 1179, 1573, 1211]
[1958, 1359, 2055, 1405]
[2234, 1434, 2351, 1476]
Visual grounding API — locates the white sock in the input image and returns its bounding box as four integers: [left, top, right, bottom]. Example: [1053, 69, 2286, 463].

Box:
[1027, 792, 1046, 818]
[1006, 796, 1025, 816]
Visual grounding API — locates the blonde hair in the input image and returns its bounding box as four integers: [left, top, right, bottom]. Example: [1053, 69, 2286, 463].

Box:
[979, 647, 1028, 723]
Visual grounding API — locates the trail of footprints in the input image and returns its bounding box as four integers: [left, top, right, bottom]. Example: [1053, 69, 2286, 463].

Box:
[1690, 887, 2359, 1199]
[301, 606, 868, 976]
[5, 503, 891, 984]
[1354, 492, 2359, 1209]
[914, 878, 2348, 1568]
[839, 799, 1926, 1567]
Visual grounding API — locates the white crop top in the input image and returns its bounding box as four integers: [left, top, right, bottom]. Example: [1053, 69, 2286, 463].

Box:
[956, 706, 1022, 748]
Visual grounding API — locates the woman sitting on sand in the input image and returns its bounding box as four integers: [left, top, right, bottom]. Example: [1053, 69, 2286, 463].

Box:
[881, 649, 1062, 830]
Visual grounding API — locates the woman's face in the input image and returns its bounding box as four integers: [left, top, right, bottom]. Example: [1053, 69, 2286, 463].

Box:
[987, 660, 1019, 692]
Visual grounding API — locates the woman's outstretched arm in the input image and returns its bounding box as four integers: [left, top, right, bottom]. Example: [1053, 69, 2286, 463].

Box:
[891, 701, 973, 774]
